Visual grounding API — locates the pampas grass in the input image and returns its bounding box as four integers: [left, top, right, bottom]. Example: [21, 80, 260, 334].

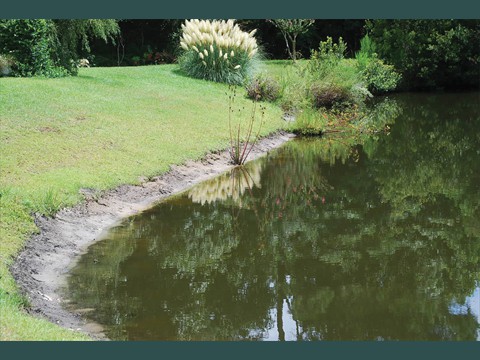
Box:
[178, 19, 260, 84]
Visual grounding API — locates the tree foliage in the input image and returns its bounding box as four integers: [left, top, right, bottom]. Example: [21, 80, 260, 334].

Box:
[0, 19, 119, 77]
[53, 19, 120, 73]
[0, 19, 66, 77]
[367, 20, 480, 90]
[269, 19, 315, 61]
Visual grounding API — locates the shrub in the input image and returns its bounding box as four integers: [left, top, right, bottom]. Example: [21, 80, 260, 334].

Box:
[309, 82, 352, 109]
[308, 36, 347, 79]
[355, 36, 400, 95]
[0, 19, 67, 77]
[307, 46, 371, 110]
[245, 74, 280, 102]
[0, 19, 119, 77]
[355, 34, 376, 69]
[178, 19, 259, 84]
[361, 55, 401, 94]
[143, 49, 176, 65]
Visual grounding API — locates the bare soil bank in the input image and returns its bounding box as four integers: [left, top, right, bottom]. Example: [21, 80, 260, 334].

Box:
[11, 132, 295, 340]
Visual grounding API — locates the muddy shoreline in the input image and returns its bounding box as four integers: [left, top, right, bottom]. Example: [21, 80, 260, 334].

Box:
[10, 131, 295, 340]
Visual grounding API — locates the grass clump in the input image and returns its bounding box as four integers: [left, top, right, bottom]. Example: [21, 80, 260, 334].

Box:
[178, 19, 259, 85]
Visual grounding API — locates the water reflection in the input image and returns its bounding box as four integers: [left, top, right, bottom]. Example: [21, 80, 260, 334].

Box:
[188, 163, 263, 206]
[66, 92, 480, 340]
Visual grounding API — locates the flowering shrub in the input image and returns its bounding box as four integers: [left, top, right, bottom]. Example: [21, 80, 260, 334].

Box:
[178, 19, 259, 84]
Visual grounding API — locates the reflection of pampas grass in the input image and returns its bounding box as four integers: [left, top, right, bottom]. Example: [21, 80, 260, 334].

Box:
[178, 19, 259, 84]
[188, 161, 263, 206]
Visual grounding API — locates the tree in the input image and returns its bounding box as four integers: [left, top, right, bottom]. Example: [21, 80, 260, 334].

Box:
[269, 19, 314, 62]
[53, 19, 120, 73]
[366, 20, 480, 90]
[0, 19, 119, 76]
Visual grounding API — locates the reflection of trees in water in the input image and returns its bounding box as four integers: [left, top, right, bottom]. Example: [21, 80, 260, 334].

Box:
[66, 225, 140, 340]
[67, 93, 480, 340]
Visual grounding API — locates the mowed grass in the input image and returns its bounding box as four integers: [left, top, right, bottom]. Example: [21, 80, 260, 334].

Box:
[0, 64, 285, 340]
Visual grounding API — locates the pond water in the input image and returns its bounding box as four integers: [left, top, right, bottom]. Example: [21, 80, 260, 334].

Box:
[65, 92, 480, 341]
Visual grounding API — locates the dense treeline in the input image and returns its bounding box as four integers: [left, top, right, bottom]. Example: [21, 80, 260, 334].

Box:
[1, 19, 479, 90]
[367, 20, 480, 90]
[90, 20, 365, 66]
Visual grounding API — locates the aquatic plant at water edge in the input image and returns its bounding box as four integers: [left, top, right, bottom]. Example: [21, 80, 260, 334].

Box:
[178, 19, 259, 84]
[227, 86, 266, 165]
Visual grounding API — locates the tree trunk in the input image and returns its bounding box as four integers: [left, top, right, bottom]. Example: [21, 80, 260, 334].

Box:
[292, 35, 297, 62]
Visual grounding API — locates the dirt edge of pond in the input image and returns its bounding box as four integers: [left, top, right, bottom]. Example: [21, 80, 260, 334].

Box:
[10, 131, 295, 340]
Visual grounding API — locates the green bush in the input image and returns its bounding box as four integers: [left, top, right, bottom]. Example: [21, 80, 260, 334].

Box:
[178, 19, 259, 84]
[355, 35, 400, 94]
[245, 74, 280, 102]
[308, 36, 347, 78]
[0, 19, 67, 77]
[355, 35, 376, 69]
[309, 82, 351, 109]
[0, 19, 119, 77]
[304, 38, 370, 109]
[361, 55, 401, 94]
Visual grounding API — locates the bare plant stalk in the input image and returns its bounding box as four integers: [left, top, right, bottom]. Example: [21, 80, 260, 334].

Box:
[227, 86, 265, 165]
[242, 104, 265, 162]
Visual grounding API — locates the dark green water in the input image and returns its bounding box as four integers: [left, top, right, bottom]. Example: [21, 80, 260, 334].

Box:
[66, 92, 480, 341]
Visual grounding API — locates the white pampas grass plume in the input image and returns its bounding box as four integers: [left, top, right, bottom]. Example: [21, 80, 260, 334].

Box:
[234, 65, 241, 69]
[180, 42, 188, 51]
[199, 52, 204, 59]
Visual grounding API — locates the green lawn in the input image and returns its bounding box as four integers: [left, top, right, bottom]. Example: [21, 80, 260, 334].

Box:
[0, 64, 285, 340]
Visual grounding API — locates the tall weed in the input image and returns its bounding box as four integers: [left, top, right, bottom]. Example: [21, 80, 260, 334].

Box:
[227, 86, 265, 165]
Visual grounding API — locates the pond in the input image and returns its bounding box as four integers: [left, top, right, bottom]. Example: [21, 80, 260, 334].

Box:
[65, 92, 480, 341]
